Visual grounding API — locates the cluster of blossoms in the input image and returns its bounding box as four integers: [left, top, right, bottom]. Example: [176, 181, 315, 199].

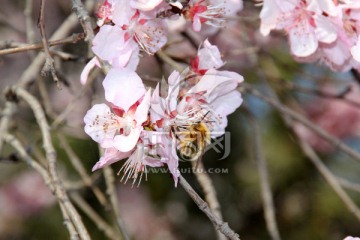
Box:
[82, 0, 244, 186]
[80, 0, 243, 83]
[260, 0, 360, 72]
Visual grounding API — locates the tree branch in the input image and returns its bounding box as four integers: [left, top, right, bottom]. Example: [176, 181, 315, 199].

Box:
[179, 174, 240, 240]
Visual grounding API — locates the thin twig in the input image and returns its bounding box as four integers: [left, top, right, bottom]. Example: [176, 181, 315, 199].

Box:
[57, 133, 108, 206]
[191, 160, 226, 240]
[71, 0, 95, 42]
[242, 84, 360, 163]
[338, 177, 360, 193]
[71, 0, 111, 73]
[24, 0, 35, 44]
[0, 102, 16, 153]
[103, 166, 130, 240]
[3, 133, 51, 187]
[38, 0, 60, 84]
[245, 111, 281, 240]
[179, 174, 240, 240]
[298, 138, 360, 222]
[51, 67, 100, 128]
[59, 203, 80, 240]
[0, 33, 85, 56]
[156, 50, 184, 72]
[70, 192, 121, 240]
[18, 0, 95, 89]
[249, 83, 360, 223]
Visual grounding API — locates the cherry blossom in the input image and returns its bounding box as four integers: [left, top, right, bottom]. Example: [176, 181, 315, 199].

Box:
[260, 0, 338, 57]
[293, 1, 360, 72]
[92, 25, 140, 68]
[149, 68, 243, 185]
[84, 69, 152, 172]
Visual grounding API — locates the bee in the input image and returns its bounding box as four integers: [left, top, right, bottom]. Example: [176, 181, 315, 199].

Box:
[170, 111, 211, 163]
[178, 122, 210, 162]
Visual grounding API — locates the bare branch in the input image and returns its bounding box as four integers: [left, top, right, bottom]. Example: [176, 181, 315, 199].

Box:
[245, 84, 360, 223]
[57, 133, 108, 206]
[38, 0, 60, 85]
[12, 86, 90, 240]
[70, 192, 121, 240]
[18, 1, 95, 89]
[242, 84, 360, 164]
[191, 160, 226, 240]
[179, 174, 241, 240]
[3, 133, 80, 239]
[103, 166, 130, 240]
[0, 33, 85, 56]
[71, 0, 95, 42]
[245, 110, 281, 240]
[0, 102, 16, 153]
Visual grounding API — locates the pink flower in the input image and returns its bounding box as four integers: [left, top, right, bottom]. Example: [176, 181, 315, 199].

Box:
[149, 69, 243, 185]
[294, 2, 360, 72]
[191, 39, 224, 74]
[260, 0, 338, 57]
[111, 2, 168, 54]
[92, 25, 140, 68]
[84, 68, 152, 170]
[79, 24, 141, 85]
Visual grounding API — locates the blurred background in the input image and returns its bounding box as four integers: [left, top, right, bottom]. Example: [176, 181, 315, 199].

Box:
[1, 0, 360, 239]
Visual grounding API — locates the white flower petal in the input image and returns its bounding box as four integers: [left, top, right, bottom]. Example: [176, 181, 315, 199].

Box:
[84, 104, 123, 144]
[103, 68, 146, 112]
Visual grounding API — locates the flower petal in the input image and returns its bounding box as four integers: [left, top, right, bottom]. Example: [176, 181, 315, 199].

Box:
[351, 38, 360, 62]
[197, 39, 224, 70]
[134, 89, 151, 126]
[112, 0, 136, 26]
[113, 126, 142, 152]
[150, 84, 165, 123]
[92, 147, 132, 171]
[103, 68, 146, 112]
[130, 0, 163, 11]
[167, 70, 181, 112]
[189, 69, 243, 102]
[80, 57, 100, 85]
[210, 90, 243, 137]
[288, 20, 318, 57]
[314, 15, 337, 44]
